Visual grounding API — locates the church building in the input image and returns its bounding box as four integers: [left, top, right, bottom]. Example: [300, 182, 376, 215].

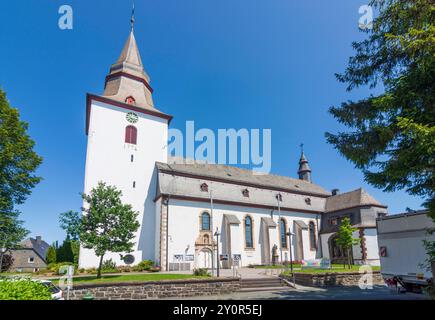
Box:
[79, 26, 388, 271]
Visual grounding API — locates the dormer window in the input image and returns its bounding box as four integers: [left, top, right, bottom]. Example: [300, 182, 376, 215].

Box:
[125, 96, 136, 105]
[200, 183, 209, 192]
[242, 189, 250, 197]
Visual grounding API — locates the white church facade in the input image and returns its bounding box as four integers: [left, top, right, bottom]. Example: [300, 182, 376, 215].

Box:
[79, 28, 388, 271]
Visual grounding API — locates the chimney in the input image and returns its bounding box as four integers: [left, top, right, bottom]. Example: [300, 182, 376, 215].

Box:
[331, 189, 340, 196]
[36, 236, 42, 244]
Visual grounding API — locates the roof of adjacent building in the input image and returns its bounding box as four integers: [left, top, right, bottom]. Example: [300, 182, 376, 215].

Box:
[19, 237, 50, 261]
[325, 188, 387, 213]
[156, 162, 331, 197]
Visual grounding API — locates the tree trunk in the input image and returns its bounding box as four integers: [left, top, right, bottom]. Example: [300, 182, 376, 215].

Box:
[97, 255, 104, 279]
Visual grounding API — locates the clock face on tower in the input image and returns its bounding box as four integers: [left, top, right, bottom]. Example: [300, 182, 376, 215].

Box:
[126, 112, 139, 124]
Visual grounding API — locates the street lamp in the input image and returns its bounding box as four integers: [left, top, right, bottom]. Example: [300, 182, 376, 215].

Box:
[214, 228, 221, 278]
[287, 229, 296, 287]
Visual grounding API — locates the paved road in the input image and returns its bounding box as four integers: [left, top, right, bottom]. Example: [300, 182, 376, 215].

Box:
[174, 285, 428, 300]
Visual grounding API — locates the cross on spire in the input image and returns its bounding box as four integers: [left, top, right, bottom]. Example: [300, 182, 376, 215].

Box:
[300, 143, 304, 154]
[131, 1, 136, 31]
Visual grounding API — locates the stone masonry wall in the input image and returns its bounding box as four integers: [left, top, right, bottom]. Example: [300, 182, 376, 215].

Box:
[70, 278, 240, 300]
[282, 272, 384, 287]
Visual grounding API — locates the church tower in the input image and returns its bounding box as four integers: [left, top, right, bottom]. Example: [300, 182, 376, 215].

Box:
[298, 151, 312, 183]
[79, 15, 172, 268]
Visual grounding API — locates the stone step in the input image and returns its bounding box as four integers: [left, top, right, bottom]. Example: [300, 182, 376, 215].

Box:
[238, 286, 290, 293]
[240, 278, 285, 288]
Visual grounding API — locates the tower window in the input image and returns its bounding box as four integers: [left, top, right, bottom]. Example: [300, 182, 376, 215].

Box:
[125, 96, 136, 105]
[131, 155, 134, 162]
[133, 181, 136, 188]
[125, 125, 138, 145]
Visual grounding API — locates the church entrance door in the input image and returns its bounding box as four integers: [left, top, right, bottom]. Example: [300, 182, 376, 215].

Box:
[197, 249, 212, 269]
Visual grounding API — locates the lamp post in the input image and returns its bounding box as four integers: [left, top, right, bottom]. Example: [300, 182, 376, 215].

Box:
[214, 228, 221, 278]
[287, 229, 296, 287]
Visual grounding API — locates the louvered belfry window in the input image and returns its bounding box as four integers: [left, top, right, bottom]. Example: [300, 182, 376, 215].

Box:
[125, 126, 138, 145]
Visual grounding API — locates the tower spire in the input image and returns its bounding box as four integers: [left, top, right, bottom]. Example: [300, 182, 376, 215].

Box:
[297, 145, 312, 183]
[102, 2, 158, 111]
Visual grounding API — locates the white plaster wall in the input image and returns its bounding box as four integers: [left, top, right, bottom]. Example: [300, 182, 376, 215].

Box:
[352, 230, 363, 261]
[165, 199, 320, 267]
[364, 228, 380, 265]
[320, 233, 334, 260]
[154, 198, 162, 263]
[79, 100, 168, 269]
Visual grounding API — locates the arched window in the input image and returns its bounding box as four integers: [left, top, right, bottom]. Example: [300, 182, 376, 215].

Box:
[125, 125, 137, 145]
[245, 216, 253, 248]
[309, 221, 317, 250]
[201, 212, 210, 231]
[280, 219, 287, 248]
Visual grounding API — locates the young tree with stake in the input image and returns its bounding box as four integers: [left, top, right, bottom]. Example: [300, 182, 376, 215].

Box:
[335, 218, 360, 269]
[80, 182, 140, 278]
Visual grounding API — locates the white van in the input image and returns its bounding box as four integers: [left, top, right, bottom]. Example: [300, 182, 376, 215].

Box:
[377, 211, 434, 293]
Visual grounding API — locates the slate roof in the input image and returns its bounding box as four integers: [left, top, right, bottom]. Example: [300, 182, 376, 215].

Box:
[156, 162, 331, 197]
[20, 237, 50, 262]
[325, 188, 387, 213]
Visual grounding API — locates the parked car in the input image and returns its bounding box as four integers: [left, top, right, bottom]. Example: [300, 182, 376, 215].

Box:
[39, 280, 64, 300]
[377, 210, 434, 293]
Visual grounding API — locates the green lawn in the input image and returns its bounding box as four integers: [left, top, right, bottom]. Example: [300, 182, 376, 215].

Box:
[52, 273, 206, 284]
[282, 265, 380, 274]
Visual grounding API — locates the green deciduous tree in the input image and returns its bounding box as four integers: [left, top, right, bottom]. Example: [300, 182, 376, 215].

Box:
[0, 88, 42, 215]
[335, 218, 360, 269]
[80, 182, 140, 278]
[59, 210, 81, 241]
[0, 213, 28, 273]
[0, 88, 42, 273]
[325, 0, 435, 218]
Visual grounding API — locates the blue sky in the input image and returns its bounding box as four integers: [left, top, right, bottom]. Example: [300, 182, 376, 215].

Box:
[0, 1, 424, 244]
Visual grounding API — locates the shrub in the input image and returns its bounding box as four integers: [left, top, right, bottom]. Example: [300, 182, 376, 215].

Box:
[85, 267, 97, 274]
[193, 268, 211, 277]
[102, 259, 117, 270]
[101, 259, 117, 273]
[117, 266, 133, 273]
[0, 279, 52, 300]
[47, 262, 78, 275]
[133, 260, 155, 272]
[149, 266, 161, 273]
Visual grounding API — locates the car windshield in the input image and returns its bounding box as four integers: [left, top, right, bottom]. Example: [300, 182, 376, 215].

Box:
[42, 282, 61, 293]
